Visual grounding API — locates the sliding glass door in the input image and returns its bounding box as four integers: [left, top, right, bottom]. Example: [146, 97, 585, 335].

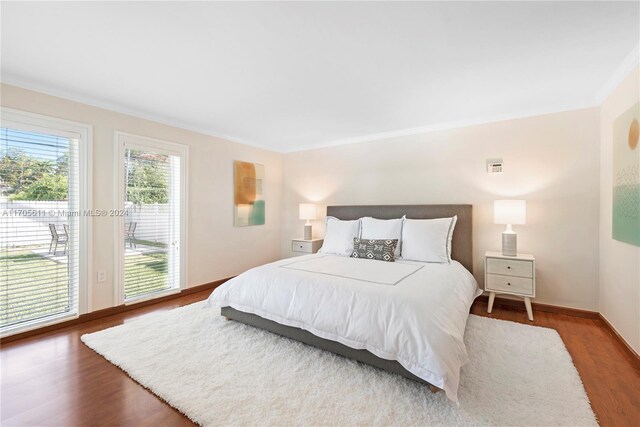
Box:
[116, 133, 187, 303]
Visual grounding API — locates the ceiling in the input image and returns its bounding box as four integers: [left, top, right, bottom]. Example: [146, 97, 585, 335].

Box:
[1, 1, 638, 152]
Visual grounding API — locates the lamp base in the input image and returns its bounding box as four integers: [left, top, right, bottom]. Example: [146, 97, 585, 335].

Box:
[304, 224, 312, 240]
[502, 232, 517, 256]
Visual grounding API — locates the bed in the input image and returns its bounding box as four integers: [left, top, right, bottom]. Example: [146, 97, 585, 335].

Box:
[206, 205, 479, 403]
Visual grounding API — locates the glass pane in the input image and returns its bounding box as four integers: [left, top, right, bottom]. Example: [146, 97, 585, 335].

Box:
[0, 128, 78, 330]
[123, 148, 180, 300]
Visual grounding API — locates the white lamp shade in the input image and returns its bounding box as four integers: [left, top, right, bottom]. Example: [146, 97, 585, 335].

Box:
[494, 200, 526, 225]
[299, 203, 317, 220]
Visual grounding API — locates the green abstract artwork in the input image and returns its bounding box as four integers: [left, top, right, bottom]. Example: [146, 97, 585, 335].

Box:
[612, 102, 640, 246]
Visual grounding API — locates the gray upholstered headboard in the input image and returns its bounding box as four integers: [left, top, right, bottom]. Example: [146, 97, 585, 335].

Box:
[326, 205, 473, 273]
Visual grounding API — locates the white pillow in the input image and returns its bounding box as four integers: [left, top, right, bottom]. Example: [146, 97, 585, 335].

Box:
[360, 216, 404, 258]
[319, 217, 361, 256]
[401, 216, 457, 263]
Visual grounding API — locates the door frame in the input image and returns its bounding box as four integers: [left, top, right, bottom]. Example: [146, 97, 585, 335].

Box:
[113, 132, 188, 305]
[0, 107, 93, 335]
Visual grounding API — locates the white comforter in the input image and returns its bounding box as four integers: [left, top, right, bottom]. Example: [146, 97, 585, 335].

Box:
[205, 254, 481, 403]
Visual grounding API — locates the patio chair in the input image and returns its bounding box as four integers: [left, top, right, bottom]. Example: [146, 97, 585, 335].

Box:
[48, 223, 68, 255]
[63, 224, 69, 255]
[125, 222, 137, 248]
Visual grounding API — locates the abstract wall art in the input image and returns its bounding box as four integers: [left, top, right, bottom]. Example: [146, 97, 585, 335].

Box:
[233, 161, 265, 226]
[612, 102, 640, 246]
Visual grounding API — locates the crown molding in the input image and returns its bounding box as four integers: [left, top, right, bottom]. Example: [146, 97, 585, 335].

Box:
[1, 76, 601, 155]
[595, 43, 640, 105]
[0, 76, 275, 153]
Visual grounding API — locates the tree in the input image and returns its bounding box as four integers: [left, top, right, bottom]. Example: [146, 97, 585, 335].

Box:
[0, 149, 54, 195]
[10, 174, 68, 201]
[125, 152, 168, 204]
[55, 153, 69, 176]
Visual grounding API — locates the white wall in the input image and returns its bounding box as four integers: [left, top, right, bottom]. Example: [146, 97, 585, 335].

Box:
[1, 83, 283, 312]
[599, 67, 640, 354]
[282, 108, 601, 310]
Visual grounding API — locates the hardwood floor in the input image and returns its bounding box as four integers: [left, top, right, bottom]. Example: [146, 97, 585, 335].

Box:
[2, 291, 639, 426]
[2, 293, 203, 427]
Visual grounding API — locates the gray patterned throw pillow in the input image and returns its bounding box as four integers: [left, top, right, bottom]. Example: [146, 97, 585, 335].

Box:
[350, 238, 398, 262]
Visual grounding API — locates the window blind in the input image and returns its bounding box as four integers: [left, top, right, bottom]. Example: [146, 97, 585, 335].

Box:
[0, 127, 80, 332]
[123, 147, 181, 300]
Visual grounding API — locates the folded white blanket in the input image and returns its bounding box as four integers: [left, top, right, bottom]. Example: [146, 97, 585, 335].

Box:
[279, 254, 424, 285]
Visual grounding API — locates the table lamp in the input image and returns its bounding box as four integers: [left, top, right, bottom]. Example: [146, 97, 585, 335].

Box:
[299, 203, 317, 240]
[494, 200, 526, 256]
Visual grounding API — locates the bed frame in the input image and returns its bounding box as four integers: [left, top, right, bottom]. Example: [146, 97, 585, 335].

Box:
[222, 204, 473, 391]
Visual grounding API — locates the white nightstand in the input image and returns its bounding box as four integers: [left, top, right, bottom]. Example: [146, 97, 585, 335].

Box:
[485, 251, 536, 321]
[291, 238, 323, 254]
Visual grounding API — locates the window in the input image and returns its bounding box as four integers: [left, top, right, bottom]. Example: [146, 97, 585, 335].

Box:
[0, 109, 91, 336]
[115, 133, 187, 304]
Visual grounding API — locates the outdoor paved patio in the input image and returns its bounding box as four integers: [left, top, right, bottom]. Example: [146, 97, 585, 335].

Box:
[29, 244, 166, 264]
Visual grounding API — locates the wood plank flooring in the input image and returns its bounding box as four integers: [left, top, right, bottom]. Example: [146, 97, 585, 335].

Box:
[2, 290, 638, 426]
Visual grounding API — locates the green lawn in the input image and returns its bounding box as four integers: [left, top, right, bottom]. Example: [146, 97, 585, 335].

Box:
[124, 252, 170, 299]
[0, 250, 70, 328]
[1, 249, 169, 328]
[131, 239, 167, 249]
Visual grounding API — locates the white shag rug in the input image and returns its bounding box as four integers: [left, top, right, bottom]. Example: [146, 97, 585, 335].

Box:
[81, 302, 597, 426]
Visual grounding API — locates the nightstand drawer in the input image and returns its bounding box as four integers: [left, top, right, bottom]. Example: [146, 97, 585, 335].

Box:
[486, 257, 533, 278]
[291, 239, 323, 254]
[486, 274, 533, 295]
[292, 241, 313, 253]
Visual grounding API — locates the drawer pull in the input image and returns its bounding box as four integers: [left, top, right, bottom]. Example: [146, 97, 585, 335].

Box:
[507, 283, 511, 286]
[507, 266, 511, 269]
